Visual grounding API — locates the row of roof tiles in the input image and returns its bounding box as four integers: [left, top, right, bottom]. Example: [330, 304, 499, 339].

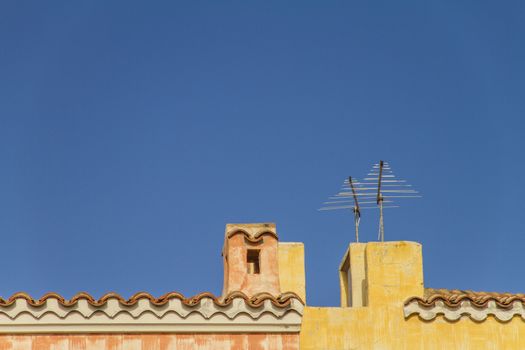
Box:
[2, 288, 521, 309]
[406, 288, 525, 309]
[0, 291, 303, 308]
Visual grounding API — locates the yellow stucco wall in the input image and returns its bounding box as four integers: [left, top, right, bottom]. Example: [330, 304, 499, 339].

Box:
[299, 241, 525, 349]
[278, 242, 306, 302]
[300, 306, 525, 349]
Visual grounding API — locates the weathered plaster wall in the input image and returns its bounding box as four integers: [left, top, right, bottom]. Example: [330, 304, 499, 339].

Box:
[0, 334, 300, 350]
[365, 241, 424, 307]
[300, 306, 525, 349]
[338, 241, 424, 308]
[339, 243, 366, 307]
[278, 242, 306, 303]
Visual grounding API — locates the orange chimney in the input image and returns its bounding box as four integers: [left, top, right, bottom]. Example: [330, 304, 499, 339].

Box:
[222, 223, 280, 297]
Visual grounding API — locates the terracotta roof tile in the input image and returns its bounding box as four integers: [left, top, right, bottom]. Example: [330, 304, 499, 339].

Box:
[406, 288, 525, 309]
[0, 291, 304, 308]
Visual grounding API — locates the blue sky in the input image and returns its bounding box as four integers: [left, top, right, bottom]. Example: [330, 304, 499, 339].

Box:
[0, 1, 523, 306]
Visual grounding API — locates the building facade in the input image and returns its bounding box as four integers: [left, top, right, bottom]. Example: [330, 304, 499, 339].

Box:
[0, 223, 523, 349]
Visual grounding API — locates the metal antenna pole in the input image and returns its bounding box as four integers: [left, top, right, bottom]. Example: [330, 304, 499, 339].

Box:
[377, 161, 385, 241]
[378, 197, 384, 241]
[353, 208, 360, 242]
[349, 176, 361, 242]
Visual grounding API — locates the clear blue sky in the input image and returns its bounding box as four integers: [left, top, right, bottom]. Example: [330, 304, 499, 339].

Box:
[0, 1, 523, 306]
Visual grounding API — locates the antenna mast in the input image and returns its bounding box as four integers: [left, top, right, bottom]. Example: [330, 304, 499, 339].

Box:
[349, 176, 361, 242]
[377, 161, 385, 241]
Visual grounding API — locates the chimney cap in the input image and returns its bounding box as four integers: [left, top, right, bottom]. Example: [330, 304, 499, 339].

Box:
[225, 223, 278, 241]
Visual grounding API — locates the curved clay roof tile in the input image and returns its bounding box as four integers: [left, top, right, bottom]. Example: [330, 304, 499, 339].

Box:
[0, 291, 304, 309]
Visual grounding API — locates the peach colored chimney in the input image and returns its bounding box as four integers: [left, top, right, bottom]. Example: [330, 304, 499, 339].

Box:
[222, 223, 280, 297]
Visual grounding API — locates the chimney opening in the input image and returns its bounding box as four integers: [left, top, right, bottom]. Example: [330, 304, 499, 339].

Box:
[247, 249, 260, 274]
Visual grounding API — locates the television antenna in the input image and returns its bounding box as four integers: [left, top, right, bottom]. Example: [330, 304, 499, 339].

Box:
[367, 161, 422, 241]
[319, 176, 381, 242]
[319, 161, 421, 242]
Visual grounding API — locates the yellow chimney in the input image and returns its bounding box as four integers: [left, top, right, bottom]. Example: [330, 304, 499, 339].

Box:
[339, 241, 424, 307]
